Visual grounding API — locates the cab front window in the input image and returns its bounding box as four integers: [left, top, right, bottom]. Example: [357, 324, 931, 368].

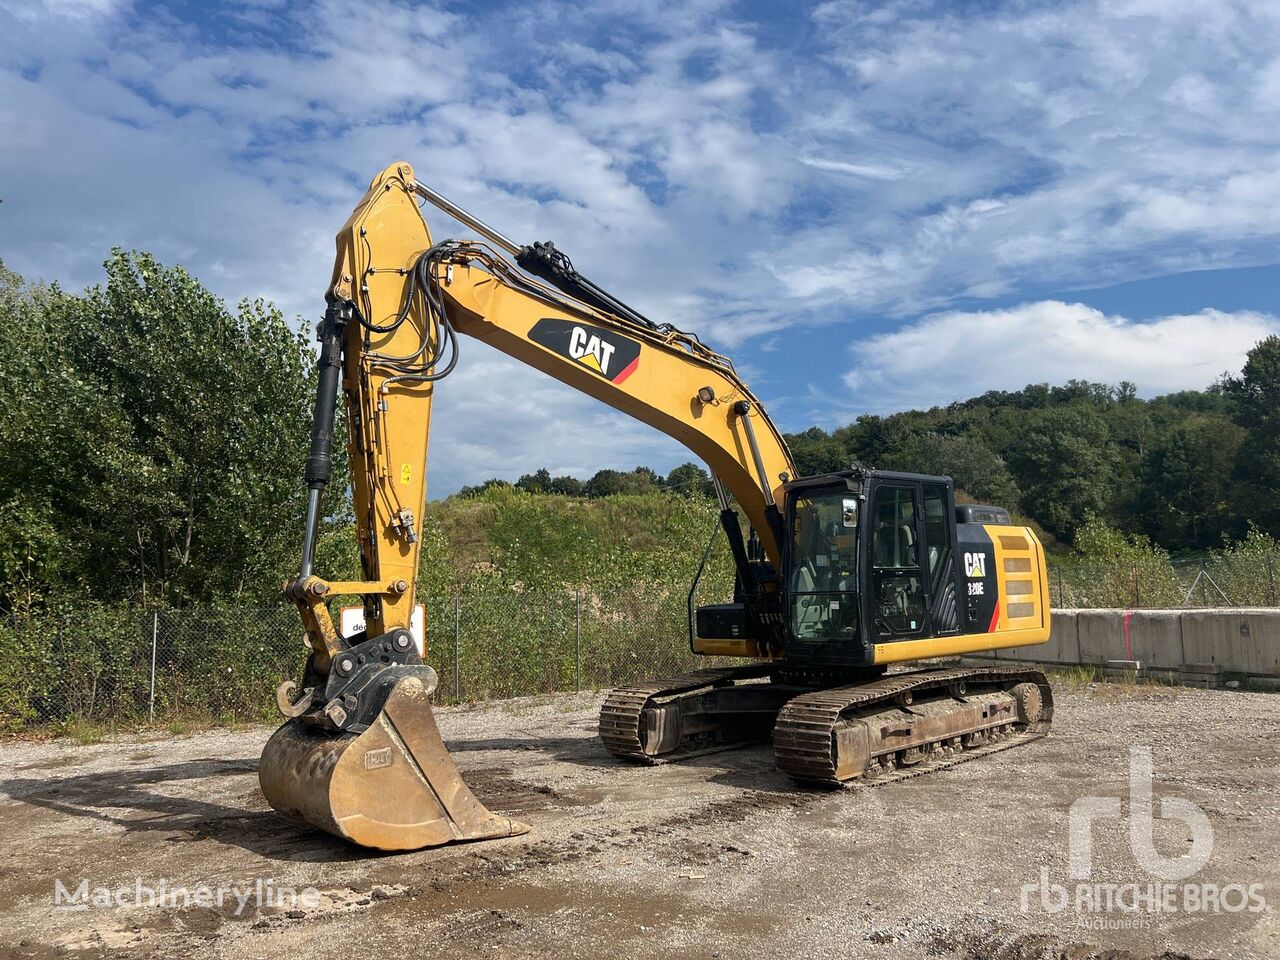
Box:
[787, 488, 859, 642]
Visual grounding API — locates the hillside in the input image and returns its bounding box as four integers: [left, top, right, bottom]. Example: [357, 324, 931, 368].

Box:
[461, 342, 1280, 560]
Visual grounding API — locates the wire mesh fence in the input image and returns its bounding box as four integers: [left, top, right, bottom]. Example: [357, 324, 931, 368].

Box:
[0, 584, 718, 733]
[4, 557, 1279, 733]
[1049, 556, 1280, 609]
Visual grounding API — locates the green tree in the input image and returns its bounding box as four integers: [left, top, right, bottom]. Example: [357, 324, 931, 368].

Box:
[548, 474, 584, 496]
[0, 251, 317, 607]
[516, 468, 553, 493]
[664, 462, 715, 497]
[0, 263, 71, 601]
[457, 478, 512, 498]
[1227, 336, 1280, 536]
[879, 433, 1021, 508]
[784, 426, 848, 476]
[584, 467, 659, 497]
[1006, 405, 1116, 543]
[1141, 417, 1245, 549]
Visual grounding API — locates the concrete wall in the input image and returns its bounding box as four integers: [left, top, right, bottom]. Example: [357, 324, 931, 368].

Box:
[1078, 609, 1184, 670]
[1179, 609, 1280, 675]
[990, 608, 1280, 678]
[993, 612, 1080, 665]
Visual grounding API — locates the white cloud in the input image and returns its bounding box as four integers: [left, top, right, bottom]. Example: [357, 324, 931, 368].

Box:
[844, 301, 1278, 412]
[798, 155, 908, 181]
[5, 0, 1280, 489]
[765, 1, 1280, 314]
[8, 0, 1280, 335]
[2, 0, 121, 20]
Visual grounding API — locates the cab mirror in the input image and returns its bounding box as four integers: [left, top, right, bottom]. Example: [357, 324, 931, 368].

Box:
[842, 497, 858, 527]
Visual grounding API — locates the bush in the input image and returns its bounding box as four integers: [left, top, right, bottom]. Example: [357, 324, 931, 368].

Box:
[1205, 527, 1280, 607]
[1052, 519, 1182, 608]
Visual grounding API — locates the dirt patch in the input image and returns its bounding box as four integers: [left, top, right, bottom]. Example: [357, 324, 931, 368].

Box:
[0, 685, 1276, 959]
[926, 929, 1207, 960]
[464, 766, 586, 816]
[13, 755, 81, 772]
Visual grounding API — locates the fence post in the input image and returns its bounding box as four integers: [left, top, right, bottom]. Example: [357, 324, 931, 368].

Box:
[575, 588, 581, 693]
[148, 610, 158, 723]
[453, 591, 461, 702]
[1133, 563, 1140, 608]
[1055, 568, 1064, 607]
[1268, 555, 1277, 607]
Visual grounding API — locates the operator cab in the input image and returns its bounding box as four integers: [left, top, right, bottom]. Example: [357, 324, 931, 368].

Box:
[693, 468, 1016, 668]
[781, 470, 973, 667]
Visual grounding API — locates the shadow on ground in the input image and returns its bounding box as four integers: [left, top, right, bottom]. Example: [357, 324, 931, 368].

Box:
[0, 759, 367, 863]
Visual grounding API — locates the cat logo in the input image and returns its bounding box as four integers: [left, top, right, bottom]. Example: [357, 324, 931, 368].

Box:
[568, 326, 615, 375]
[964, 552, 987, 578]
[528, 318, 641, 384]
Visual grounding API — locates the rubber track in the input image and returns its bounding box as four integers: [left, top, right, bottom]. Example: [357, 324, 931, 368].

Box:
[599, 664, 775, 763]
[773, 665, 1054, 785]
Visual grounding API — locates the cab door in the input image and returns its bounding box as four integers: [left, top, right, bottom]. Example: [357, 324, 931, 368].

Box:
[865, 480, 928, 640]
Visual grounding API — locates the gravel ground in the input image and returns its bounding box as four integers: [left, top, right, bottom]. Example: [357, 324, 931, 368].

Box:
[0, 680, 1277, 960]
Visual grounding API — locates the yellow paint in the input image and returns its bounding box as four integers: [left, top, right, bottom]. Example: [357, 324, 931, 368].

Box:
[442, 264, 795, 564]
[985, 523, 1050, 638]
[873, 524, 1050, 664]
[873, 625, 1048, 664]
[692, 637, 769, 658]
[312, 162, 439, 647]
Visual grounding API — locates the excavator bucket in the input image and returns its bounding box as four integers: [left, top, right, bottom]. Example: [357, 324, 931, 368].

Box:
[259, 675, 530, 851]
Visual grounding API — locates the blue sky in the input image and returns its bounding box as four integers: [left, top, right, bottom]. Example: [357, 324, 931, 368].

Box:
[3, 0, 1280, 494]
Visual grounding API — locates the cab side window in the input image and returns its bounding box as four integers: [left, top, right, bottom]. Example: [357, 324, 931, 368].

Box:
[872, 486, 916, 568]
[870, 485, 925, 636]
[922, 483, 951, 594]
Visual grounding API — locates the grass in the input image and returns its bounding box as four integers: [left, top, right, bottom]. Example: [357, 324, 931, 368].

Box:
[50, 717, 116, 744]
[1047, 665, 1103, 688]
[1043, 664, 1182, 700]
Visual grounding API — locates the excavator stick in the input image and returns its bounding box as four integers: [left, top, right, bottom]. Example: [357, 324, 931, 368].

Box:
[260, 674, 530, 851]
[256, 163, 535, 852]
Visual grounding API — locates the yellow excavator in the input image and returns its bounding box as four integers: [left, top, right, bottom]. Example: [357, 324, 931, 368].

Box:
[258, 162, 1054, 851]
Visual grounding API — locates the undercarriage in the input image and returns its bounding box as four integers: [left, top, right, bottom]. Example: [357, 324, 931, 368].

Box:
[600, 664, 1053, 785]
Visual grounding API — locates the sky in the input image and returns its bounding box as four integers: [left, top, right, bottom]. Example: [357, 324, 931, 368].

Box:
[3, 0, 1280, 495]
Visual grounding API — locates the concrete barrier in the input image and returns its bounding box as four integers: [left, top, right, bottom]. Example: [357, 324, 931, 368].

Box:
[1077, 609, 1184, 670]
[985, 607, 1280, 681]
[1000, 610, 1080, 664]
[1076, 609, 1123, 665]
[1180, 608, 1280, 677]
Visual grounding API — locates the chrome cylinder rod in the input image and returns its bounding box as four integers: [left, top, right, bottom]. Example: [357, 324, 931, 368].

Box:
[298, 487, 323, 579]
[413, 181, 521, 256]
[735, 401, 777, 507]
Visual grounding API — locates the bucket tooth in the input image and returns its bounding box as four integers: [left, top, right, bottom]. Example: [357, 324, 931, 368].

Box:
[259, 674, 530, 851]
